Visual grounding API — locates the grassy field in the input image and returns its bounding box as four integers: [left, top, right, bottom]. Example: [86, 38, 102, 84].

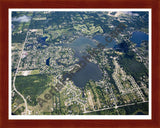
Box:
[15, 74, 50, 106]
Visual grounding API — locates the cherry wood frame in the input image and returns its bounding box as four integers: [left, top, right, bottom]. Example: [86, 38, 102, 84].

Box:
[0, 0, 160, 128]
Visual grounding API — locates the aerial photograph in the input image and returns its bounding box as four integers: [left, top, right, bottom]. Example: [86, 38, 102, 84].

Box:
[10, 9, 150, 117]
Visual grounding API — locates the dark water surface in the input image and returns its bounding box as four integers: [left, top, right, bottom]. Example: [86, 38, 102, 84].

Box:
[68, 36, 97, 57]
[93, 35, 117, 48]
[72, 62, 103, 88]
[46, 57, 51, 66]
[60, 36, 103, 88]
[130, 31, 148, 47]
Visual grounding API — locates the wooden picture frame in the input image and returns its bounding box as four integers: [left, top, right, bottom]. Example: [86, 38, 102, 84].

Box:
[0, 0, 160, 127]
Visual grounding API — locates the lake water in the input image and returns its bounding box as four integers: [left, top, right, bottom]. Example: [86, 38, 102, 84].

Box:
[61, 36, 103, 88]
[72, 62, 103, 88]
[66, 36, 97, 58]
[130, 31, 148, 47]
[46, 57, 51, 66]
[37, 36, 48, 44]
[93, 35, 117, 48]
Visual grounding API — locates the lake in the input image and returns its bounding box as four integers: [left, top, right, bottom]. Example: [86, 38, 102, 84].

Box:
[46, 57, 51, 66]
[72, 62, 103, 88]
[130, 31, 148, 47]
[93, 35, 117, 48]
[61, 36, 103, 88]
[66, 36, 97, 58]
[37, 36, 48, 44]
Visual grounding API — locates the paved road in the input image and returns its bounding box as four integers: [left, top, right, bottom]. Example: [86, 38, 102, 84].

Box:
[83, 101, 148, 114]
[12, 31, 30, 115]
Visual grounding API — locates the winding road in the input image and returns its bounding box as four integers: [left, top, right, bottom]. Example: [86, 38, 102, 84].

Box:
[12, 31, 30, 115]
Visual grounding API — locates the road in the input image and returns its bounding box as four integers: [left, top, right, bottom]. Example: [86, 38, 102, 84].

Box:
[12, 31, 30, 115]
[83, 101, 148, 114]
